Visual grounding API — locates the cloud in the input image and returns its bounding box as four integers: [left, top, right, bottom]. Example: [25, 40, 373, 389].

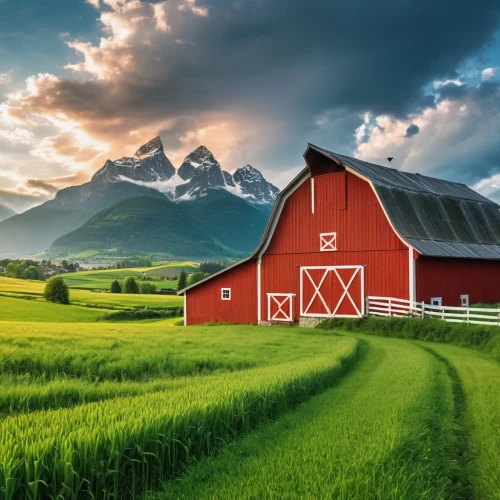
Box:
[2, 0, 500, 201]
[482, 67, 499, 81]
[0, 73, 12, 85]
[355, 81, 500, 192]
[405, 124, 420, 138]
[178, 0, 208, 17]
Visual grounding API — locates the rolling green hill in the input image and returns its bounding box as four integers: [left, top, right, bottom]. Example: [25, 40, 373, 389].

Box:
[179, 189, 271, 252]
[0, 205, 15, 222]
[51, 196, 225, 258]
[0, 182, 168, 257]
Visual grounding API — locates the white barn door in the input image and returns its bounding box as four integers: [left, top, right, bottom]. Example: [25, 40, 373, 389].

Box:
[267, 293, 294, 322]
[300, 265, 364, 318]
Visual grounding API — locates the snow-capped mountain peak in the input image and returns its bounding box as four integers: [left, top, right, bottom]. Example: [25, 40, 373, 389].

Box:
[135, 136, 163, 160]
[233, 164, 279, 204]
[92, 137, 175, 184]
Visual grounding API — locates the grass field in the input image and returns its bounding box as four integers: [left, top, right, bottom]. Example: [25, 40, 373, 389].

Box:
[62, 261, 200, 290]
[0, 307, 499, 498]
[0, 276, 183, 311]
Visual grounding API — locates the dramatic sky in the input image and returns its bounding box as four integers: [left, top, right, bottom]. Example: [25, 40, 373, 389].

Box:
[2, 0, 500, 211]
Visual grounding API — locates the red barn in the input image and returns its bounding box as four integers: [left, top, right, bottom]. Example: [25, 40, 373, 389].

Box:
[179, 144, 500, 325]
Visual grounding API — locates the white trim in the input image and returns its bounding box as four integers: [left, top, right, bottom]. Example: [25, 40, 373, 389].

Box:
[300, 265, 365, 318]
[267, 293, 295, 322]
[431, 297, 442, 307]
[257, 174, 311, 259]
[409, 247, 416, 303]
[320, 232, 337, 252]
[184, 292, 187, 326]
[221, 288, 231, 300]
[311, 177, 315, 214]
[257, 257, 262, 322]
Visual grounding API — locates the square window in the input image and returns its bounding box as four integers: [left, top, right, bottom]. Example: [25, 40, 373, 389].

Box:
[320, 232, 337, 252]
[430, 297, 442, 307]
[221, 288, 231, 300]
[460, 294, 469, 307]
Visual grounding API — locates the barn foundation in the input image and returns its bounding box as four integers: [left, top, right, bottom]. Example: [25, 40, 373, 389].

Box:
[299, 317, 323, 328]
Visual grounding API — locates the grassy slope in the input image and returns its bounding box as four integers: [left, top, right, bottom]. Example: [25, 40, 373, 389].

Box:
[62, 262, 199, 290]
[154, 335, 459, 500]
[0, 296, 107, 323]
[0, 332, 359, 498]
[423, 343, 500, 499]
[0, 277, 183, 310]
[0, 325, 350, 416]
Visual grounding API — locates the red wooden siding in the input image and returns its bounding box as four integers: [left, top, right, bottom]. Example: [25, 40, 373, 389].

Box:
[185, 260, 257, 325]
[416, 257, 500, 306]
[261, 171, 409, 321]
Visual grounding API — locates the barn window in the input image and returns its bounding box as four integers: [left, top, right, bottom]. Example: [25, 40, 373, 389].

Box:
[430, 297, 442, 307]
[460, 294, 469, 307]
[221, 288, 231, 300]
[320, 232, 337, 252]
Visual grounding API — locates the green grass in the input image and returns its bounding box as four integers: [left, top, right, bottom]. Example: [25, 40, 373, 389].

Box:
[0, 276, 184, 311]
[1, 307, 500, 499]
[0, 332, 359, 499]
[421, 343, 500, 499]
[152, 335, 460, 500]
[62, 262, 199, 290]
[0, 296, 108, 323]
[318, 315, 500, 362]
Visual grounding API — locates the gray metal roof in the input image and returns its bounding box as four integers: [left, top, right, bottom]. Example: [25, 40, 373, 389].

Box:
[310, 145, 500, 259]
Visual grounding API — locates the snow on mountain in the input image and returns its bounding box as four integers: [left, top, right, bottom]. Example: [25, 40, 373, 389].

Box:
[92, 136, 175, 184]
[233, 165, 280, 204]
[89, 138, 279, 204]
[175, 151, 226, 199]
[177, 145, 214, 181]
[223, 171, 236, 187]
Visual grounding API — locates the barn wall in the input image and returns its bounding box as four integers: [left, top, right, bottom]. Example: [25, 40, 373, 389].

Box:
[185, 260, 257, 325]
[416, 257, 500, 306]
[261, 171, 409, 321]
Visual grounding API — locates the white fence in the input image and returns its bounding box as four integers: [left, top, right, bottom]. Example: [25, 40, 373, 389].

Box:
[367, 296, 500, 326]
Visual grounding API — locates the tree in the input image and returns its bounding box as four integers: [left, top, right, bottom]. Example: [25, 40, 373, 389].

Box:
[122, 276, 139, 294]
[22, 266, 40, 280]
[177, 270, 187, 291]
[5, 262, 17, 278]
[187, 272, 209, 287]
[61, 260, 69, 270]
[140, 282, 156, 294]
[44, 276, 70, 304]
[110, 280, 122, 293]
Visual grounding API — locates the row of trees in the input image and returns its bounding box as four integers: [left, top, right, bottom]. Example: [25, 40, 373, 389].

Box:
[199, 261, 228, 274]
[176, 270, 210, 291]
[110, 278, 157, 294]
[1, 258, 80, 281]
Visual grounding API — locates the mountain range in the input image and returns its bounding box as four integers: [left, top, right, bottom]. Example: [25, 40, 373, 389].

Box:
[0, 137, 279, 258]
[0, 205, 16, 223]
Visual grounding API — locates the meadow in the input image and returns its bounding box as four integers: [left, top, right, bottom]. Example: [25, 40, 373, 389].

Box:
[0, 276, 183, 313]
[0, 283, 499, 499]
[62, 261, 199, 290]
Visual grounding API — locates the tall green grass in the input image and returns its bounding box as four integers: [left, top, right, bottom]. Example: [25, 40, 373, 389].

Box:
[0, 337, 359, 499]
[152, 336, 459, 499]
[318, 316, 500, 362]
[424, 343, 500, 498]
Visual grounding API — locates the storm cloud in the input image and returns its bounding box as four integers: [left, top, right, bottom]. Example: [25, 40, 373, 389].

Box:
[2, 0, 500, 209]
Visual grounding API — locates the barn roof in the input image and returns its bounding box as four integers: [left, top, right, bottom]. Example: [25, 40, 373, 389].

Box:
[308, 144, 500, 259]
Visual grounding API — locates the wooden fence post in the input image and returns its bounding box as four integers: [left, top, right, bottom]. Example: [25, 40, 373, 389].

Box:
[366, 296, 369, 317]
[421, 301, 425, 319]
[388, 298, 392, 316]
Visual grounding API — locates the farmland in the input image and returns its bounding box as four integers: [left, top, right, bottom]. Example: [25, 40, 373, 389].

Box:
[0, 284, 499, 499]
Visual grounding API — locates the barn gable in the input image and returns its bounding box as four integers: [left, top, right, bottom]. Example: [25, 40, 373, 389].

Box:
[307, 145, 500, 259]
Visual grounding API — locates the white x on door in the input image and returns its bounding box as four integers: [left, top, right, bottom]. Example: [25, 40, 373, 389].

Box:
[267, 293, 294, 322]
[300, 266, 364, 318]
